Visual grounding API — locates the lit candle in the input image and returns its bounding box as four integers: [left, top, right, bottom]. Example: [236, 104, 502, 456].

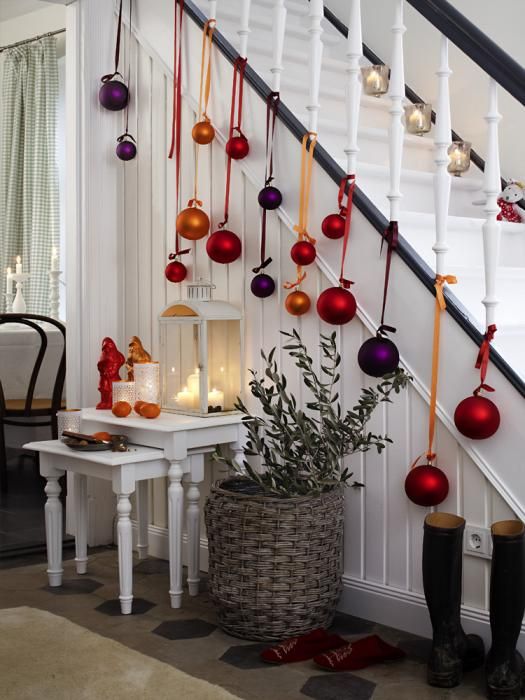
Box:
[15, 256, 22, 274]
[51, 246, 59, 272]
[6, 267, 13, 294]
[409, 108, 424, 132]
[187, 368, 200, 396]
[366, 69, 381, 93]
[208, 388, 224, 409]
[176, 386, 194, 410]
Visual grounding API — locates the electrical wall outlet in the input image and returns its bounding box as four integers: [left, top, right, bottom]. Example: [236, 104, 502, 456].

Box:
[464, 525, 492, 559]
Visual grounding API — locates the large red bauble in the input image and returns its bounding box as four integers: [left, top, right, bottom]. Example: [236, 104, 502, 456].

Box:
[176, 206, 210, 240]
[290, 241, 316, 266]
[165, 260, 187, 283]
[405, 464, 449, 507]
[317, 287, 357, 325]
[454, 395, 500, 440]
[225, 135, 249, 160]
[206, 230, 242, 264]
[322, 213, 346, 240]
[285, 290, 311, 316]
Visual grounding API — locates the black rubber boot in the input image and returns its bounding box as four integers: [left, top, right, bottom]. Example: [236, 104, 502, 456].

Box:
[423, 512, 485, 687]
[486, 520, 525, 700]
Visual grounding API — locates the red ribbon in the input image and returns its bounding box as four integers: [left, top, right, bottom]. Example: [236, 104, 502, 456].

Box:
[379, 221, 399, 330]
[220, 56, 247, 229]
[338, 175, 355, 288]
[474, 324, 497, 394]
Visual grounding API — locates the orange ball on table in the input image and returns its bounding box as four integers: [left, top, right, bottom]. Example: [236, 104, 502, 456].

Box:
[140, 403, 161, 419]
[134, 401, 146, 414]
[92, 431, 112, 442]
[112, 401, 132, 417]
[285, 290, 311, 316]
[176, 206, 210, 241]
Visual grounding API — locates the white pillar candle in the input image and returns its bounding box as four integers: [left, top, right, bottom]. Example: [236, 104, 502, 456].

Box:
[176, 386, 194, 410]
[187, 369, 200, 396]
[6, 268, 13, 294]
[207, 388, 224, 409]
[15, 256, 22, 274]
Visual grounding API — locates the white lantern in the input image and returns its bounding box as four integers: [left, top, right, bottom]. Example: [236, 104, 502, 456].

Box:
[159, 281, 243, 416]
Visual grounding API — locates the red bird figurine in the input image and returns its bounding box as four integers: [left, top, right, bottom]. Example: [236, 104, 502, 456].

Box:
[96, 337, 125, 409]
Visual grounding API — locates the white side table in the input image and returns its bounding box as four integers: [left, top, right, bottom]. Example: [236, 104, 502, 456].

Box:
[25, 440, 166, 615]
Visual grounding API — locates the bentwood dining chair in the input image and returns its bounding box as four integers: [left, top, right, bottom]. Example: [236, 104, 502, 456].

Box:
[0, 314, 66, 492]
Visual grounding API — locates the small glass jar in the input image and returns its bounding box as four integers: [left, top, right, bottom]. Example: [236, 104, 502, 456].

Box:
[112, 380, 136, 407]
[57, 409, 82, 439]
[404, 103, 432, 136]
[447, 141, 472, 176]
[361, 65, 389, 97]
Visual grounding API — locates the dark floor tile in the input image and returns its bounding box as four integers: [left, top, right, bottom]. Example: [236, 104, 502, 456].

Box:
[95, 597, 157, 615]
[153, 618, 217, 640]
[329, 612, 375, 637]
[301, 672, 376, 700]
[133, 558, 170, 575]
[43, 578, 103, 595]
[220, 642, 275, 670]
[397, 636, 432, 663]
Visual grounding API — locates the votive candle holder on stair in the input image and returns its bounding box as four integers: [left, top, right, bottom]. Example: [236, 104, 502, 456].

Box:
[57, 409, 82, 439]
[361, 65, 389, 97]
[404, 102, 432, 135]
[134, 362, 160, 404]
[447, 141, 471, 176]
[112, 380, 136, 408]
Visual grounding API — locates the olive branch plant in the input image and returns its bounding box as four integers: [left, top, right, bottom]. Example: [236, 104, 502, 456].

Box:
[214, 329, 411, 497]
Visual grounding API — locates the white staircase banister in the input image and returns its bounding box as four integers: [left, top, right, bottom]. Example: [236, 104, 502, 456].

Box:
[238, 0, 252, 59]
[387, 0, 405, 223]
[307, 0, 324, 134]
[481, 78, 502, 328]
[344, 0, 362, 175]
[270, 0, 287, 94]
[432, 34, 452, 275]
[208, 0, 217, 19]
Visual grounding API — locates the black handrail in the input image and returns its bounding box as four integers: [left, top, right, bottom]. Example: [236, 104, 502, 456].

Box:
[182, 0, 525, 401]
[406, 0, 525, 106]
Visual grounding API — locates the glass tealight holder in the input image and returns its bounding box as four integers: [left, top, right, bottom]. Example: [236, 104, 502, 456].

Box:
[134, 362, 160, 404]
[361, 64, 390, 97]
[447, 141, 471, 177]
[404, 102, 432, 136]
[112, 380, 136, 407]
[57, 409, 82, 439]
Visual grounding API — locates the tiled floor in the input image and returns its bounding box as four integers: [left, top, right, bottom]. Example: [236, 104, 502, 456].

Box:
[0, 547, 490, 699]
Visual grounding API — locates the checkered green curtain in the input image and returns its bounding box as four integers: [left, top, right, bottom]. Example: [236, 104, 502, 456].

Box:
[0, 37, 59, 315]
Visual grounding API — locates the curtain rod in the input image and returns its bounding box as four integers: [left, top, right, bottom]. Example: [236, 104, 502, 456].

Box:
[0, 28, 65, 53]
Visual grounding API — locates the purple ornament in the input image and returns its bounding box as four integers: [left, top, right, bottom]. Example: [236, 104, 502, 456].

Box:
[358, 336, 399, 377]
[116, 139, 137, 161]
[251, 273, 275, 298]
[258, 185, 282, 211]
[99, 79, 129, 111]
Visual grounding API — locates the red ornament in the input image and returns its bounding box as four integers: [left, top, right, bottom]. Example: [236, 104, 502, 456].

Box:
[285, 290, 311, 316]
[291, 241, 316, 266]
[454, 394, 500, 440]
[405, 464, 449, 507]
[165, 260, 187, 283]
[226, 135, 249, 160]
[96, 337, 125, 410]
[317, 287, 357, 325]
[206, 229, 242, 264]
[322, 213, 346, 240]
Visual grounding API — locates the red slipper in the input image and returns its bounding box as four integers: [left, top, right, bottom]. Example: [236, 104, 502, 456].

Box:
[261, 629, 348, 665]
[314, 634, 406, 671]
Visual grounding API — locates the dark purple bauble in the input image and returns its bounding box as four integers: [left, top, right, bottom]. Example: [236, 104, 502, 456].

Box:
[99, 80, 129, 111]
[258, 186, 282, 211]
[251, 273, 275, 298]
[116, 139, 137, 161]
[358, 336, 400, 377]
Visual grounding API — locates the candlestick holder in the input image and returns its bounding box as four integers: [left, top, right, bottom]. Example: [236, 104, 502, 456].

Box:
[447, 141, 472, 177]
[404, 102, 432, 136]
[4, 292, 14, 313]
[49, 269, 62, 319]
[11, 273, 30, 313]
[361, 65, 390, 97]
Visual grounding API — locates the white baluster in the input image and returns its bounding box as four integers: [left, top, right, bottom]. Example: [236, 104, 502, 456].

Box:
[433, 35, 452, 275]
[186, 482, 201, 596]
[387, 0, 405, 223]
[238, 0, 252, 59]
[482, 78, 502, 327]
[307, 0, 324, 134]
[344, 0, 362, 175]
[208, 0, 217, 19]
[271, 0, 287, 93]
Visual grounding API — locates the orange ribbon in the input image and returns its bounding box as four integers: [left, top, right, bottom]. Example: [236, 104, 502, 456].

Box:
[285, 132, 317, 289]
[474, 323, 497, 395]
[426, 274, 457, 463]
[192, 20, 215, 207]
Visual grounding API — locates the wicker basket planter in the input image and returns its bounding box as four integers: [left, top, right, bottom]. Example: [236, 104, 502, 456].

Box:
[204, 482, 344, 641]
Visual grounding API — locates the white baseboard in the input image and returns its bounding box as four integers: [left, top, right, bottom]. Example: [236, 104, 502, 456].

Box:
[131, 521, 209, 571]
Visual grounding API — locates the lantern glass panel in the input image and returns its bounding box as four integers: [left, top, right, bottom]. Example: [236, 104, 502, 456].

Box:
[207, 320, 241, 413]
[160, 317, 201, 413]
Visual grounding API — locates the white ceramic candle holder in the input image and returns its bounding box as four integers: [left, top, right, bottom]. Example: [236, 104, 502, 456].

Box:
[134, 362, 160, 404]
[11, 273, 30, 313]
[112, 380, 136, 407]
[57, 409, 82, 438]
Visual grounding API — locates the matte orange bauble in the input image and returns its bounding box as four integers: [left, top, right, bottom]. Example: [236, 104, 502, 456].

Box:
[226, 135, 249, 160]
[454, 394, 500, 440]
[317, 287, 357, 325]
[285, 290, 311, 316]
[405, 464, 449, 507]
[192, 120, 215, 145]
[176, 206, 210, 241]
[290, 241, 316, 266]
[206, 229, 242, 264]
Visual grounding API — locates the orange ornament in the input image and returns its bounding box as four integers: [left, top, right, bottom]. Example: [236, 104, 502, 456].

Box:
[92, 431, 112, 442]
[192, 120, 215, 145]
[285, 290, 311, 316]
[112, 401, 132, 417]
[134, 400, 146, 414]
[140, 403, 161, 419]
[176, 206, 210, 241]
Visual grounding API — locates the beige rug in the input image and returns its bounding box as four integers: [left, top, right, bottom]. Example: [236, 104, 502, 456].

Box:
[0, 607, 243, 700]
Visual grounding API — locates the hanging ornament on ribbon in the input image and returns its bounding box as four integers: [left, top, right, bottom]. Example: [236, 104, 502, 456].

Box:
[358, 222, 400, 376]
[405, 275, 457, 507]
[100, 0, 129, 111]
[225, 57, 249, 159]
[454, 324, 500, 439]
[192, 19, 216, 145]
[252, 93, 281, 298]
[283, 133, 317, 315]
[115, 0, 137, 161]
[317, 175, 357, 326]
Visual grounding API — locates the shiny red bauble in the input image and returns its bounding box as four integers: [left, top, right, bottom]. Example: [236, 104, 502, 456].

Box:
[322, 213, 346, 240]
[317, 287, 357, 325]
[405, 464, 449, 507]
[285, 290, 311, 316]
[454, 395, 500, 440]
[206, 230, 242, 264]
[225, 135, 249, 160]
[290, 241, 316, 266]
[164, 260, 187, 283]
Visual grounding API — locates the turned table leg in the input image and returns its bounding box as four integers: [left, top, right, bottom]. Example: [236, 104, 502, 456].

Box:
[74, 473, 88, 574]
[116, 493, 133, 614]
[186, 482, 201, 596]
[136, 480, 149, 560]
[168, 460, 184, 608]
[44, 474, 64, 587]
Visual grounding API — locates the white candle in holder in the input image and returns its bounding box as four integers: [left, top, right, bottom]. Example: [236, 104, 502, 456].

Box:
[134, 362, 160, 404]
[57, 409, 82, 438]
[15, 256, 22, 274]
[176, 386, 194, 410]
[112, 380, 136, 407]
[207, 388, 224, 409]
[6, 268, 13, 295]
